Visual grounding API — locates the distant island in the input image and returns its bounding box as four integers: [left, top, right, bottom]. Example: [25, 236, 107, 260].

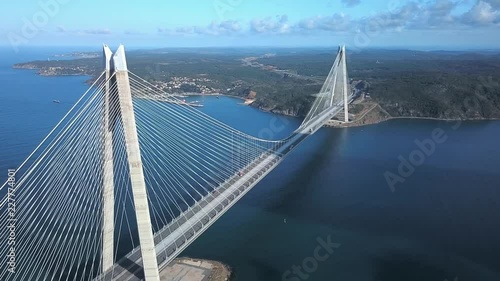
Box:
[13, 48, 500, 126]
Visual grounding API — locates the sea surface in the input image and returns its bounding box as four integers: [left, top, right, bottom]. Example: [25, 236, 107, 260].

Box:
[1, 47, 500, 281]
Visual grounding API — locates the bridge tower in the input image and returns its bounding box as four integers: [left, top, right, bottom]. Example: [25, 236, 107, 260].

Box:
[102, 45, 160, 281]
[102, 45, 115, 274]
[341, 45, 349, 123]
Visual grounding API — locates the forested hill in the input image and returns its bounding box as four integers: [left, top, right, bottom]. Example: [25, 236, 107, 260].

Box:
[13, 48, 500, 120]
[259, 49, 500, 119]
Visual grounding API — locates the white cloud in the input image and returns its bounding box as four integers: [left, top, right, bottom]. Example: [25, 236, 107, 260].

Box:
[417, 0, 458, 27]
[484, 0, 500, 9]
[155, 0, 499, 37]
[296, 13, 351, 32]
[56, 25, 67, 33]
[341, 0, 361, 7]
[53, 26, 112, 35]
[82, 28, 112, 35]
[250, 15, 290, 34]
[462, 1, 500, 25]
[204, 20, 242, 35]
[124, 30, 147, 35]
[354, 0, 498, 31]
[159, 20, 242, 36]
[359, 2, 420, 31]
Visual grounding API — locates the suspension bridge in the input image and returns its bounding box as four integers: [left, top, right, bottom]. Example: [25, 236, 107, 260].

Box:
[0, 44, 352, 281]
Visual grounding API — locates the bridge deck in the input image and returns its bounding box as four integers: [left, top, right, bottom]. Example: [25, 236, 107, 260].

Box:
[96, 101, 349, 281]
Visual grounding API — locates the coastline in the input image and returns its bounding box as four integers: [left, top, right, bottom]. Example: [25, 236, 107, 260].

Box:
[14, 65, 499, 128]
[322, 100, 500, 128]
[183, 93, 257, 107]
[326, 114, 500, 128]
[10, 65, 499, 128]
[196, 95, 500, 128]
[160, 257, 232, 281]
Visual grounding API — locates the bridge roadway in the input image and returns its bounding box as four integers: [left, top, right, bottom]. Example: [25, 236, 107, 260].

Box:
[96, 100, 350, 281]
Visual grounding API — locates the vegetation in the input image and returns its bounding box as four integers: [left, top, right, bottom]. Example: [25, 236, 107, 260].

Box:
[13, 48, 500, 120]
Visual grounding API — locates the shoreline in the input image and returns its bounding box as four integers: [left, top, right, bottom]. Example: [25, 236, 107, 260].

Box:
[326, 115, 500, 128]
[12, 63, 500, 128]
[15, 68, 498, 127]
[194, 95, 500, 127]
[182, 93, 250, 102]
[324, 100, 500, 128]
[160, 257, 232, 281]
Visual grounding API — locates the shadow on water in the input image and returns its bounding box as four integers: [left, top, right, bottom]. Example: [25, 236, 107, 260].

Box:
[246, 258, 283, 281]
[373, 252, 448, 281]
[263, 128, 347, 214]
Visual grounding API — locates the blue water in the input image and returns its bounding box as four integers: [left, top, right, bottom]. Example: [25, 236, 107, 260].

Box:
[0, 47, 94, 175]
[1, 48, 500, 281]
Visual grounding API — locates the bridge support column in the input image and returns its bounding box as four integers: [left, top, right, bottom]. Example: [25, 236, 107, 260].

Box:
[342, 45, 349, 123]
[102, 45, 115, 273]
[112, 45, 160, 281]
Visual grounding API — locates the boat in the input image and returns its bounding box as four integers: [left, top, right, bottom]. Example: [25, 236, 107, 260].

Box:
[53, 100, 60, 103]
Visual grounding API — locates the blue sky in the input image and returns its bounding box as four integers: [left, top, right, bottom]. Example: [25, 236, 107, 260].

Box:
[1, 0, 500, 49]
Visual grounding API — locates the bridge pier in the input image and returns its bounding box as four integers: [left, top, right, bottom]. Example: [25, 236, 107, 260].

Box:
[342, 45, 349, 123]
[113, 45, 160, 281]
[102, 45, 115, 273]
[101, 45, 160, 281]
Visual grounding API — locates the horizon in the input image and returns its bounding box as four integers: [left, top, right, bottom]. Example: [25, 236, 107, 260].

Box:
[1, 44, 499, 53]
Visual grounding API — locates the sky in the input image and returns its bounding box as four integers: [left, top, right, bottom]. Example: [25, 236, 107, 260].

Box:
[1, 0, 500, 50]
